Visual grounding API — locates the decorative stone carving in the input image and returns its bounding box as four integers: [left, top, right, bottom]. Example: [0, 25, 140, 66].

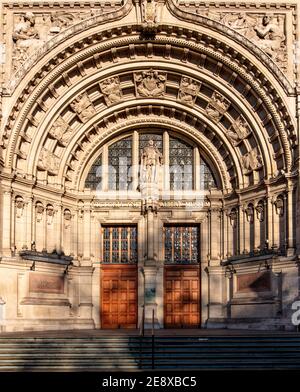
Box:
[134, 69, 166, 97]
[193, 9, 287, 71]
[140, 139, 163, 184]
[99, 77, 123, 105]
[178, 77, 200, 106]
[241, 148, 262, 172]
[12, 12, 44, 71]
[49, 117, 73, 146]
[253, 14, 286, 69]
[35, 202, 44, 222]
[205, 92, 229, 122]
[140, 0, 158, 38]
[38, 148, 60, 175]
[226, 116, 251, 146]
[15, 196, 24, 218]
[70, 93, 96, 123]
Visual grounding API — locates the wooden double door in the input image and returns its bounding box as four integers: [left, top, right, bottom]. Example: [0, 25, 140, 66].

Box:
[101, 264, 137, 329]
[164, 265, 200, 328]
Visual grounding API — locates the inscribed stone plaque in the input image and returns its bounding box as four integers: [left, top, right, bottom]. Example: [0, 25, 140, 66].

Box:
[29, 273, 64, 294]
[236, 271, 271, 293]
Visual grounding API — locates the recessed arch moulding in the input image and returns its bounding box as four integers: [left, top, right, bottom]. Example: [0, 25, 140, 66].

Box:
[0, 0, 299, 331]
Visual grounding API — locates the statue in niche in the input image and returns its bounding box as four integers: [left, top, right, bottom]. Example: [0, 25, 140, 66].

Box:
[36, 202, 44, 223]
[134, 69, 166, 98]
[99, 77, 123, 105]
[178, 77, 200, 105]
[253, 14, 286, 59]
[15, 197, 24, 219]
[70, 93, 96, 123]
[46, 205, 54, 225]
[140, 139, 163, 184]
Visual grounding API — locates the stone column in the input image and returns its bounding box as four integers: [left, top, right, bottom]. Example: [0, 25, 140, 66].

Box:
[210, 208, 221, 265]
[55, 203, 62, 253]
[25, 196, 33, 250]
[287, 184, 295, 255]
[207, 266, 225, 320]
[267, 196, 274, 249]
[83, 202, 91, 265]
[273, 197, 281, 250]
[132, 131, 139, 191]
[163, 131, 169, 192]
[2, 190, 12, 256]
[142, 264, 160, 329]
[254, 202, 261, 251]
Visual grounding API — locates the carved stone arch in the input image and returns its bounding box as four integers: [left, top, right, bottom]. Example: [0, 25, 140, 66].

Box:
[3, 24, 295, 177]
[21, 61, 276, 183]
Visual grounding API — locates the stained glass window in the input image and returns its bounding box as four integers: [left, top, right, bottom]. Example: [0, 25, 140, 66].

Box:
[169, 137, 193, 190]
[164, 225, 199, 264]
[200, 159, 216, 190]
[85, 155, 102, 190]
[102, 226, 137, 263]
[108, 137, 132, 190]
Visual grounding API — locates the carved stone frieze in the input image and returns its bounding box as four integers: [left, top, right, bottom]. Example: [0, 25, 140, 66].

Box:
[49, 117, 73, 146]
[70, 93, 96, 123]
[11, 9, 104, 72]
[205, 92, 230, 122]
[178, 77, 200, 106]
[134, 69, 166, 98]
[99, 77, 123, 106]
[192, 10, 288, 71]
[38, 148, 60, 175]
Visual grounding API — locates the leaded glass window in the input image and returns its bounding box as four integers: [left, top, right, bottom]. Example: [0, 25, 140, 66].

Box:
[102, 226, 137, 263]
[108, 137, 132, 190]
[85, 155, 102, 190]
[200, 160, 216, 190]
[164, 225, 199, 264]
[169, 137, 193, 190]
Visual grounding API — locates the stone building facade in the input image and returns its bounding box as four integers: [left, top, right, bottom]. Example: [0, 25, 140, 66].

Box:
[0, 0, 299, 332]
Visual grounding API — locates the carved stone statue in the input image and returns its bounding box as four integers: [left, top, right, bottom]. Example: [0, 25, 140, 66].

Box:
[205, 92, 229, 122]
[253, 14, 285, 59]
[70, 93, 96, 123]
[140, 140, 163, 184]
[226, 116, 250, 145]
[178, 77, 200, 105]
[134, 69, 166, 98]
[100, 77, 123, 105]
[15, 197, 25, 218]
[35, 202, 44, 222]
[241, 148, 262, 172]
[12, 12, 44, 71]
[49, 117, 73, 146]
[38, 148, 60, 175]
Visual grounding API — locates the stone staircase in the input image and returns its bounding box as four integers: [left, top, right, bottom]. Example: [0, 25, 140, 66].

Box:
[1, 334, 300, 370]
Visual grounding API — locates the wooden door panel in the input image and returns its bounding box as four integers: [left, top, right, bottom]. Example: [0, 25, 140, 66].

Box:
[164, 265, 200, 328]
[101, 265, 137, 329]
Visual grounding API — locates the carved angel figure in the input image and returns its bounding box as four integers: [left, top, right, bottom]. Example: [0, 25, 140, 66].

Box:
[70, 93, 96, 123]
[241, 148, 262, 172]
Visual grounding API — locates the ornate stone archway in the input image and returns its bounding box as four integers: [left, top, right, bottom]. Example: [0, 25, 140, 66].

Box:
[0, 0, 299, 331]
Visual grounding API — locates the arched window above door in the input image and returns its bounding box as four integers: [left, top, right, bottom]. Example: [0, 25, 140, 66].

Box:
[84, 130, 218, 191]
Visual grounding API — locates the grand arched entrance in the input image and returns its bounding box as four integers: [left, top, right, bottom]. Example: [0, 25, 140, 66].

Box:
[0, 0, 298, 332]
